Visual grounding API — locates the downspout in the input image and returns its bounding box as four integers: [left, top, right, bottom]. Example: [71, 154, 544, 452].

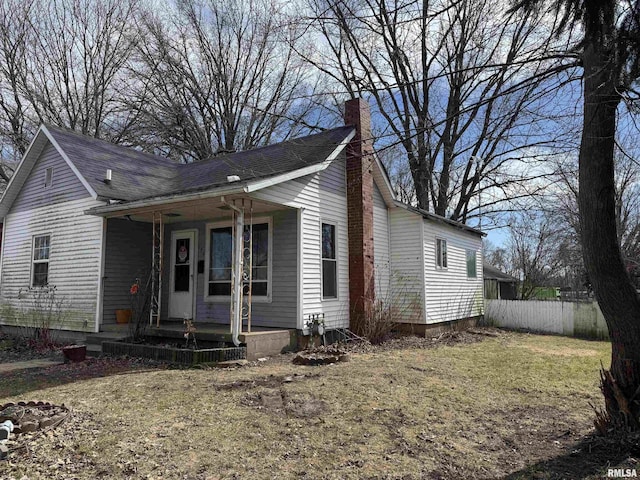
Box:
[222, 196, 243, 347]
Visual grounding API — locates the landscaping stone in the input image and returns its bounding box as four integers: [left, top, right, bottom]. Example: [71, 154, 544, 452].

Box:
[0, 402, 70, 436]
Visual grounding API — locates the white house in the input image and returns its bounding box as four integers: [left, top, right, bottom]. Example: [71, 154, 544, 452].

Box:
[0, 99, 484, 342]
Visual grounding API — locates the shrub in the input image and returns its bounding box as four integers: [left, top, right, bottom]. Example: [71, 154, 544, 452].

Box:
[14, 285, 67, 350]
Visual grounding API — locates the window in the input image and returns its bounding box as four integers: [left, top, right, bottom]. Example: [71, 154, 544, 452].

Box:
[207, 222, 270, 298]
[436, 238, 447, 268]
[44, 167, 53, 188]
[466, 250, 477, 278]
[32, 235, 50, 286]
[322, 223, 337, 298]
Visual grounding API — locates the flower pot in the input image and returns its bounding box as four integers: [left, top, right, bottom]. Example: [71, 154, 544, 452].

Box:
[62, 345, 86, 363]
[115, 309, 132, 324]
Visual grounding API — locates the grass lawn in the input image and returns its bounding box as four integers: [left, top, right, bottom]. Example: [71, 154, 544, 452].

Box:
[0, 331, 628, 479]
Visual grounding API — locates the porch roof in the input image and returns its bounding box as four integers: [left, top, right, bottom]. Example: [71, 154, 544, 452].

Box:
[92, 195, 295, 223]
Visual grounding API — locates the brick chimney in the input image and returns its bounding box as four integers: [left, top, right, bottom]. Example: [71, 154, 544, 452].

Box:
[344, 98, 375, 335]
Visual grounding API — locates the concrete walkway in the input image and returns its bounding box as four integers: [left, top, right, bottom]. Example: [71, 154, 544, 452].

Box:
[0, 358, 62, 374]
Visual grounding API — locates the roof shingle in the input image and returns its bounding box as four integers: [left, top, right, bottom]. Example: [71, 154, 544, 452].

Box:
[45, 125, 355, 202]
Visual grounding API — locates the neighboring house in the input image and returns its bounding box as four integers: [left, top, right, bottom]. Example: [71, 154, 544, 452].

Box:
[0, 99, 484, 339]
[483, 263, 518, 300]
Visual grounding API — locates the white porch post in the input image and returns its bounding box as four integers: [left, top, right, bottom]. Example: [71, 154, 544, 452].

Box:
[230, 205, 244, 346]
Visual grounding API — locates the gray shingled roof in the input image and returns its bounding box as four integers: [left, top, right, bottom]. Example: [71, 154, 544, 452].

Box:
[483, 263, 518, 282]
[46, 125, 355, 202]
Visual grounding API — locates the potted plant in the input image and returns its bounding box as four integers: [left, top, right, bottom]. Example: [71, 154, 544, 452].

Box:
[62, 344, 86, 362]
[115, 309, 131, 324]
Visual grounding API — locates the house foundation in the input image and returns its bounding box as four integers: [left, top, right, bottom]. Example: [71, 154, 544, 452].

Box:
[394, 316, 482, 337]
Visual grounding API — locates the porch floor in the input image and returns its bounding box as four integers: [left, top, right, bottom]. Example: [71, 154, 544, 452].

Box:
[96, 322, 296, 361]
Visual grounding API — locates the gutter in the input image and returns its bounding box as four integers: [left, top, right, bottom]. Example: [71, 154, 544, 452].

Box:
[84, 184, 248, 216]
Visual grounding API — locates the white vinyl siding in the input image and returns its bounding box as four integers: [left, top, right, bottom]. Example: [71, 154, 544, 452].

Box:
[388, 208, 425, 323]
[423, 220, 483, 323]
[372, 183, 390, 300]
[251, 152, 350, 330]
[11, 143, 89, 213]
[0, 197, 105, 332]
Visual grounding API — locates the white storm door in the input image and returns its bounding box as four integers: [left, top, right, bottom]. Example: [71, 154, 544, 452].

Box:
[169, 230, 196, 319]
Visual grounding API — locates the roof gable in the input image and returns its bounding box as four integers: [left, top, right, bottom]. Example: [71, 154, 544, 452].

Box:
[0, 126, 96, 218]
[10, 142, 90, 213]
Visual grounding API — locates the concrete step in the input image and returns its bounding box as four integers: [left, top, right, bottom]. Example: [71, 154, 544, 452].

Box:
[86, 344, 102, 358]
[99, 324, 130, 333]
[85, 333, 129, 345]
[85, 332, 130, 358]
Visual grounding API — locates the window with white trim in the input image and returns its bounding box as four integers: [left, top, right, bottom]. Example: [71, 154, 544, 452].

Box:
[466, 250, 477, 278]
[44, 167, 53, 188]
[206, 222, 270, 298]
[436, 238, 447, 269]
[322, 223, 337, 298]
[32, 235, 50, 286]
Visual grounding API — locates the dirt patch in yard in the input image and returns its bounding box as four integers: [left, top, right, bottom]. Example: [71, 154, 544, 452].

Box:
[220, 374, 329, 418]
[215, 373, 319, 390]
[242, 388, 329, 418]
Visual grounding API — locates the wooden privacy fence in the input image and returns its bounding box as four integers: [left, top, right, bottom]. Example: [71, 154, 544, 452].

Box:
[485, 299, 609, 340]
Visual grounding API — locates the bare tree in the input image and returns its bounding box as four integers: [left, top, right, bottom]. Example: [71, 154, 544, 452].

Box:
[129, 0, 320, 162]
[0, 0, 141, 189]
[0, 0, 36, 187]
[490, 213, 562, 299]
[549, 139, 640, 290]
[21, 0, 140, 139]
[514, 0, 640, 431]
[299, 0, 576, 220]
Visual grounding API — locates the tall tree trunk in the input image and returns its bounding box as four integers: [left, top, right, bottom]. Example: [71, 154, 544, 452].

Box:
[580, 41, 640, 429]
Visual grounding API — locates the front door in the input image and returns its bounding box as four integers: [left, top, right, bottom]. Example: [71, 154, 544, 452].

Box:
[169, 230, 196, 319]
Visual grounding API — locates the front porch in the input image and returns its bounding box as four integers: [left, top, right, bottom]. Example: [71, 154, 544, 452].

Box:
[98, 194, 300, 340]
